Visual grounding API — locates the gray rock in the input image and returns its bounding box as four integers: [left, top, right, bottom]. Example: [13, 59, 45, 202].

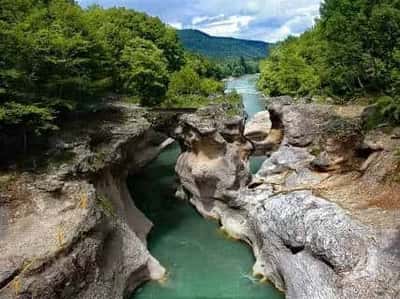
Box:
[245, 111, 272, 137]
[268, 101, 336, 147]
[0, 103, 168, 299]
[175, 105, 252, 208]
[257, 145, 315, 178]
[246, 190, 400, 299]
[174, 102, 400, 299]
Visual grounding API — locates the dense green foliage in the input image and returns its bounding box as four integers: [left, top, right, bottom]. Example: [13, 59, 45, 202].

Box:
[178, 29, 269, 77]
[164, 53, 226, 107]
[258, 0, 400, 125]
[258, 31, 325, 97]
[120, 37, 170, 106]
[1, 0, 239, 152]
[218, 57, 261, 78]
[0, 0, 186, 139]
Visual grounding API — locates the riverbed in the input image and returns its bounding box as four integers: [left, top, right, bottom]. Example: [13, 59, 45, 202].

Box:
[129, 74, 283, 299]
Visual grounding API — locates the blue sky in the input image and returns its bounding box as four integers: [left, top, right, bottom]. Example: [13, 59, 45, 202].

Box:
[77, 0, 322, 42]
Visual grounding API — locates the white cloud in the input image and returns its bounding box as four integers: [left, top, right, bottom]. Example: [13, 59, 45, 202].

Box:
[168, 22, 183, 30]
[78, 0, 323, 42]
[262, 10, 318, 42]
[192, 16, 219, 25]
[190, 15, 255, 37]
[189, 0, 321, 41]
[263, 26, 292, 43]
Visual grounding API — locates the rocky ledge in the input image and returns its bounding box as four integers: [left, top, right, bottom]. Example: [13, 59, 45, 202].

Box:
[174, 99, 400, 298]
[0, 103, 173, 299]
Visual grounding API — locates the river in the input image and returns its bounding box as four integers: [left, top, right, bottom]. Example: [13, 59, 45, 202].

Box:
[225, 74, 265, 119]
[226, 74, 268, 173]
[129, 74, 283, 299]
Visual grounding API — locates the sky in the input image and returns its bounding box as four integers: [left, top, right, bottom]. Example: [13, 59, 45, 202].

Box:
[77, 0, 322, 43]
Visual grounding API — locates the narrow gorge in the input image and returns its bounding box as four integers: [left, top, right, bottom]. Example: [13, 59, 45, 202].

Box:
[1, 76, 400, 299]
[2, 1, 400, 298]
[130, 75, 283, 299]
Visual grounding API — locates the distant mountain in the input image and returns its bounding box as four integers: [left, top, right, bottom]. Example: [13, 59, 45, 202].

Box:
[177, 29, 270, 60]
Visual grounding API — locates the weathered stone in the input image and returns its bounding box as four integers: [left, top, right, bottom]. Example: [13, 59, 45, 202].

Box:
[268, 99, 365, 147]
[257, 145, 315, 178]
[175, 105, 252, 212]
[245, 111, 272, 137]
[0, 103, 169, 299]
[174, 101, 400, 299]
[311, 117, 364, 171]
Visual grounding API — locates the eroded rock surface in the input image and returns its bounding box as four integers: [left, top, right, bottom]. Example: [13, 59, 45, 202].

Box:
[0, 103, 169, 299]
[174, 105, 252, 217]
[175, 101, 400, 298]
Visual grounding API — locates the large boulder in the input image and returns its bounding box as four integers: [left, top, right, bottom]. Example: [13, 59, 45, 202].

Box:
[311, 117, 363, 171]
[242, 188, 400, 299]
[268, 97, 364, 147]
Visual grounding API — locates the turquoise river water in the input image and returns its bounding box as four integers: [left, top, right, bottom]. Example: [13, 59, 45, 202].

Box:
[129, 74, 284, 299]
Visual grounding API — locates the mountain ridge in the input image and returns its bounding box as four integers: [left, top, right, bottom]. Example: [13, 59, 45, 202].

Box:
[177, 29, 270, 60]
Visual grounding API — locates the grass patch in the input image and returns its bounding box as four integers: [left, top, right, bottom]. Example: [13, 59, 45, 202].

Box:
[96, 195, 116, 218]
[123, 95, 141, 105]
[162, 92, 242, 111]
[323, 116, 362, 141]
[0, 174, 16, 192]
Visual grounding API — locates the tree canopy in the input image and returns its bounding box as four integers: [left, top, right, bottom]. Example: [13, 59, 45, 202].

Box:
[258, 0, 400, 99]
[0, 0, 238, 157]
[0, 0, 185, 139]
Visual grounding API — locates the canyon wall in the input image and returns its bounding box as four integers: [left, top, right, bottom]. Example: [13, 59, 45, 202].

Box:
[174, 101, 400, 299]
[0, 103, 170, 299]
[1, 99, 399, 299]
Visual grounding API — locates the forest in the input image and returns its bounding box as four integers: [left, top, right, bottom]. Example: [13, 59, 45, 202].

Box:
[0, 0, 230, 145]
[258, 0, 400, 126]
[178, 29, 269, 77]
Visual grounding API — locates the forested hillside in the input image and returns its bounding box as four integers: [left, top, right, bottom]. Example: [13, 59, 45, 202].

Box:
[178, 29, 270, 77]
[0, 0, 234, 154]
[178, 29, 269, 59]
[258, 0, 400, 125]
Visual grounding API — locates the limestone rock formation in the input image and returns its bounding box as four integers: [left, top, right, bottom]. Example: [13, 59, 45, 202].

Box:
[242, 189, 400, 299]
[174, 105, 252, 217]
[174, 101, 400, 299]
[268, 97, 365, 148]
[0, 103, 169, 299]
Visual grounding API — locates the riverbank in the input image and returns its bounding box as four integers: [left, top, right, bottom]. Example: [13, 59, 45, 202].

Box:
[0, 103, 171, 299]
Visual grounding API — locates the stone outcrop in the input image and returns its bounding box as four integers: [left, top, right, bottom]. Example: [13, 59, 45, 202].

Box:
[2, 97, 399, 299]
[268, 97, 365, 147]
[174, 101, 400, 298]
[239, 188, 400, 299]
[0, 103, 171, 299]
[174, 105, 252, 217]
